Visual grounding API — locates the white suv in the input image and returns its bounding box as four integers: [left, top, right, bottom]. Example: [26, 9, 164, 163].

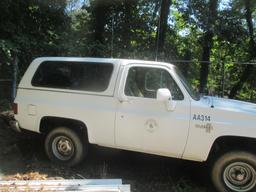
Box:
[12, 57, 256, 192]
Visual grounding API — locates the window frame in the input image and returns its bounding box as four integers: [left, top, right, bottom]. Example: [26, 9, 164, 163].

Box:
[30, 60, 115, 95]
[123, 64, 184, 101]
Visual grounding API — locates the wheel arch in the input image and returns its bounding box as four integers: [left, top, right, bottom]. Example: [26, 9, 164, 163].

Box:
[39, 116, 89, 143]
[207, 135, 256, 161]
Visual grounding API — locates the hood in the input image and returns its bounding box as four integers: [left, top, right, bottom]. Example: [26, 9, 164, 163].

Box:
[203, 96, 256, 114]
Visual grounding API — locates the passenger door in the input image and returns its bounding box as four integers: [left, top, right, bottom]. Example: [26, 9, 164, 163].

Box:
[115, 65, 190, 158]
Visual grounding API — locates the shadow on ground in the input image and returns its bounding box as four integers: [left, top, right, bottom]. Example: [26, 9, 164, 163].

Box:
[0, 118, 214, 192]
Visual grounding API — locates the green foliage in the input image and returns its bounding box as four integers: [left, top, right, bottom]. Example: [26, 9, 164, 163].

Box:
[0, 0, 69, 77]
[0, 0, 255, 101]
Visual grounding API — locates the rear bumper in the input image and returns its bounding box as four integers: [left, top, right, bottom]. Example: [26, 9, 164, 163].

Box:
[9, 120, 21, 132]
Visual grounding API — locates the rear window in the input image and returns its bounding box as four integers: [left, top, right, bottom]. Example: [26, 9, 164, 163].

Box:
[32, 61, 114, 92]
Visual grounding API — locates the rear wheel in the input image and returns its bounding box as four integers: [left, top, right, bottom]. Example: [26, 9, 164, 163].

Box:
[45, 127, 87, 166]
[211, 151, 256, 192]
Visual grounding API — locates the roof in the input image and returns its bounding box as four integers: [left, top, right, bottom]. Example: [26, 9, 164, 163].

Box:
[33, 57, 175, 68]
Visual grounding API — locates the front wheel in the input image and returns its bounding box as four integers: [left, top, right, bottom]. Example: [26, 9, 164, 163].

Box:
[211, 151, 256, 192]
[45, 127, 87, 166]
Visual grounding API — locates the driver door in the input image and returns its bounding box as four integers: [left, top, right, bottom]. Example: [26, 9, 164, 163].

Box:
[115, 64, 190, 158]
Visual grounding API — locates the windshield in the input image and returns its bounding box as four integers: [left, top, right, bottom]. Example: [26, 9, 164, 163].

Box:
[174, 67, 200, 101]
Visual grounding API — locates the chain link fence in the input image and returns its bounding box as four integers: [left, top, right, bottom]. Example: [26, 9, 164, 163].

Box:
[172, 60, 256, 103]
[0, 59, 255, 104]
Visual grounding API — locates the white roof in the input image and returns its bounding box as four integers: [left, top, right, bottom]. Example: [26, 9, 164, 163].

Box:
[33, 57, 175, 68]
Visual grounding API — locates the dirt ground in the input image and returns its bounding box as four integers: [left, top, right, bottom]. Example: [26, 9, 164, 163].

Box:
[0, 112, 214, 192]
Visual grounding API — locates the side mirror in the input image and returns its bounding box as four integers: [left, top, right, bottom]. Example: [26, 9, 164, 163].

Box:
[157, 88, 176, 111]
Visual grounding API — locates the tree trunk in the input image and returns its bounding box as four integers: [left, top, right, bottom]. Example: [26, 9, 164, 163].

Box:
[94, 5, 106, 44]
[156, 0, 171, 53]
[91, 0, 109, 56]
[229, 0, 256, 98]
[199, 0, 218, 93]
[199, 31, 213, 93]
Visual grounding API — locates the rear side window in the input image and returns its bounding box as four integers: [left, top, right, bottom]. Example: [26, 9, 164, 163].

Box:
[32, 61, 113, 92]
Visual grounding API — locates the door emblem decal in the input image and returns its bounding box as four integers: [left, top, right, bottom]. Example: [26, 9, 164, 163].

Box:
[145, 119, 158, 133]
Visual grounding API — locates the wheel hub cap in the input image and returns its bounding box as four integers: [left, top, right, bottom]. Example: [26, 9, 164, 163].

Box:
[58, 139, 72, 155]
[52, 136, 74, 161]
[223, 162, 256, 192]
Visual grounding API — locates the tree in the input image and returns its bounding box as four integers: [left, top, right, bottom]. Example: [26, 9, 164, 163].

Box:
[199, 0, 218, 93]
[182, 0, 219, 93]
[156, 0, 172, 54]
[229, 0, 256, 98]
[0, 0, 69, 77]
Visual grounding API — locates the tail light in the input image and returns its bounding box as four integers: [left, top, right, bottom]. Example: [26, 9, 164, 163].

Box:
[12, 103, 18, 114]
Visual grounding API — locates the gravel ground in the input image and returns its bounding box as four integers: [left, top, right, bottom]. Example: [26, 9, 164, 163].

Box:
[0, 112, 214, 192]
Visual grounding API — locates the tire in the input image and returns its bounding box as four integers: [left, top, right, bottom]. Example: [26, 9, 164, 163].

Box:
[45, 126, 87, 166]
[211, 151, 256, 192]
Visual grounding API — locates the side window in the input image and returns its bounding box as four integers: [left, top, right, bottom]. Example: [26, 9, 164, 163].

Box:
[124, 67, 184, 100]
[32, 61, 113, 92]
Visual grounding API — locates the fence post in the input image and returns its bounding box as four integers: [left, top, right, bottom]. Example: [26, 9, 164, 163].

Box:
[12, 55, 18, 101]
[221, 61, 225, 97]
